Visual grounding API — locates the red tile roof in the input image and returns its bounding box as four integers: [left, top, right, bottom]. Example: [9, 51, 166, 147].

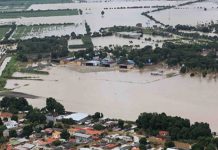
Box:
[0, 112, 13, 118]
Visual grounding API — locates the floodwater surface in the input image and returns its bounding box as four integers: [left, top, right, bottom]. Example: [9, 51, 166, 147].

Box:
[5, 66, 218, 132]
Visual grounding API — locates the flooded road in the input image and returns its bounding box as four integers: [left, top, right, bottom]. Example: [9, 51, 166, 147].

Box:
[5, 66, 218, 131]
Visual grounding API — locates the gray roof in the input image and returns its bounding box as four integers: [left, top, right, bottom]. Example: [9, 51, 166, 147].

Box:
[73, 133, 91, 138]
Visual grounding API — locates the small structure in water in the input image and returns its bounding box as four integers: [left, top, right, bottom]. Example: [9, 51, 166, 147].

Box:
[85, 60, 100, 66]
[115, 32, 141, 39]
[101, 57, 116, 67]
[119, 60, 135, 69]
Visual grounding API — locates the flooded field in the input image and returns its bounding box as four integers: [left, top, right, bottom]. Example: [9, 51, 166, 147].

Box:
[151, 1, 218, 26]
[0, 0, 187, 31]
[5, 65, 218, 131]
[12, 24, 85, 39]
[91, 34, 173, 48]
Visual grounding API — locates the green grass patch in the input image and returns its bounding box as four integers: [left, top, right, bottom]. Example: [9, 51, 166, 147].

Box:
[0, 26, 11, 40]
[143, 28, 154, 34]
[82, 35, 93, 49]
[0, 9, 78, 19]
[0, 57, 18, 90]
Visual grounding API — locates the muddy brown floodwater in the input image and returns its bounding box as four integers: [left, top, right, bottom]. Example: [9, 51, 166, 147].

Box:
[5, 65, 218, 132]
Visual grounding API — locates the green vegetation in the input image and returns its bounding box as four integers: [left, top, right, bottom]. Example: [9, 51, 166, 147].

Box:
[17, 37, 68, 61]
[81, 35, 93, 49]
[0, 57, 18, 90]
[139, 137, 148, 150]
[93, 124, 105, 130]
[3, 23, 16, 41]
[0, 26, 11, 40]
[69, 35, 93, 49]
[60, 130, 70, 140]
[26, 108, 46, 124]
[46, 97, 65, 115]
[0, 9, 78, 19]
[0, 96, 32, 114]
[136, 112, 211, 140]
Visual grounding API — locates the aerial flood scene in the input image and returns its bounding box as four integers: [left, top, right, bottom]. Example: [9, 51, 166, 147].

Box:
[0, 0, 218, 149]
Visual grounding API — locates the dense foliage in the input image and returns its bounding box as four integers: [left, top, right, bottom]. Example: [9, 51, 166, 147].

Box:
[46, 97, 65, 115]
[26, 108, 46, 124]
[136, 112, 211, 140]
[17, 37, 68, 61]
[0, 97, 32, 113]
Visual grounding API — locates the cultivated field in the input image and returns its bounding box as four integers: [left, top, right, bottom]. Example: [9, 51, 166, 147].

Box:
[0, 26, 11, 40]
[0, 9, 78, 19]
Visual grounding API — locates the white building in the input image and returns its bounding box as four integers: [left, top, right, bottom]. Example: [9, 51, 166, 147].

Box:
[57, 112, 89, 123]
[4, 120, 18, 129]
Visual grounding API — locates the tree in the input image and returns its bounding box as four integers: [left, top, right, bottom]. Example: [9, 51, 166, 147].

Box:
[191, 143, 204, 150]
[9, 130, 17, 138]
[53, 140, 61, 146]
[0, 137, 6, 144]
[11, 115, 18, 122]
[22, 125, 33, 137]
[101, 10, 105, 16]
[79, 9, 83, 15]
[61, 118, 75, 125]
[60, 130, 70, 140]
[93, 124, 105, 130]
[0, 118, 3, 126]
[118, 120, 124, 129]
[46, 97, 65, 115]
[139, 137, 147, 145]
[71, 32, 77, 39]
[165, 141, 175, 149]
[92, 112, 103, 121]
[206, 143, 216, 150]
[26, 109, 46, 124]
[47, 121, 54, 128]
[0, 125, 6, 136]
[139, 137, 147, 149]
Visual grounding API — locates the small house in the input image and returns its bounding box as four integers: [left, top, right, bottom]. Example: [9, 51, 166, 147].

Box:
[101, 57, 116, 67]
[52, 131, 61, 139]
[4, 120, 18, 129]
[73, 133, 92, 144]
[119, 60, 135, 69]
[85, 60, 100, 66]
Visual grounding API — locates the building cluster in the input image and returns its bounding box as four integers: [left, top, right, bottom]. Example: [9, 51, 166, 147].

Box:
[0, 111, 191, 150]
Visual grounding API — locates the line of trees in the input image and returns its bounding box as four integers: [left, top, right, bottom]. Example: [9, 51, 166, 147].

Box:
[136, 112, 212, 140]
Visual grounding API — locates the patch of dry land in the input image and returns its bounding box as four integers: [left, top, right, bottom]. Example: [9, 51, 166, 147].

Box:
[4, 64, 218, 132]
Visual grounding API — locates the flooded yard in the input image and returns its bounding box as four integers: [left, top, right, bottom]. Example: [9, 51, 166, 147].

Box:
[5, 65, 218, 132]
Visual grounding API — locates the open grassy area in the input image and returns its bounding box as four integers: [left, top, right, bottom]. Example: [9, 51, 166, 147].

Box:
[0, 26, 11, 40]
[0, 9, 78, 19]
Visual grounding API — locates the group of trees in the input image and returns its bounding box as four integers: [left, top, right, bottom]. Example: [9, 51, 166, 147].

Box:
[46, 97, 65, 115]
[26, 108, 46, 124]
[0, 97, 32, 114]
[136, 112, 211, 140]
[85, 21, 91, 35]
[17, 36, 68, 61]
[191, 137, 218, 150]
